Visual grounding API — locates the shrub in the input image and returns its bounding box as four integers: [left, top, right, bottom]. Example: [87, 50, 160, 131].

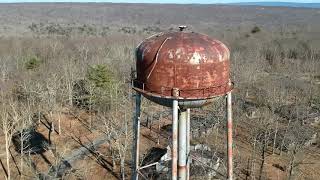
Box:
[71, 65, 116, 111]
[78, 24, 97, 35]
[25, 56, 42, 70]
[314, 51, 320, 60]
[311, 96, 320, 110]
[286, 41, 312, 60]
[72, 79, 91, 109]
[264, 49, 275, 66]
[87, 65, 114, 88]
[46, 24, 66, 35]
[28, 23, 38, 33]
[251, 26, 261, 34]
[288, 49, 298, 59]
[143, 26, 161, 34]
[261, 40, 286, 67]
[297, 40, 312, 60]
[12, 85, 29, 102]
[100, 26, 110, 36]
[120, 26, 136, 34]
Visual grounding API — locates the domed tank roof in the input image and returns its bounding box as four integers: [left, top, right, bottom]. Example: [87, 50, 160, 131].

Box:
[133, 29, 232, 100]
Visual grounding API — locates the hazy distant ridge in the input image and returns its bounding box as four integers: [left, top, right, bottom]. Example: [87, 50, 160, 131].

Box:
[231, 2, 320, 8]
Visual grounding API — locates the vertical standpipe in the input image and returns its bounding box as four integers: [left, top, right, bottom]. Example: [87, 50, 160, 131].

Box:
[227, 92, 233, 180]
[178, 109, 188, 180]
[132, 93, 141, 180]
[172, 100, 179, 180]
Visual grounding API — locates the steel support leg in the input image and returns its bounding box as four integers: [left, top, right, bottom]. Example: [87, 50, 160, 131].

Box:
[179, 109, 187, 180]
[132, 93, 141, 180]
[186, 108, 190, 180]
[172, 100, 179, 180]
[227, 92, 233, 180]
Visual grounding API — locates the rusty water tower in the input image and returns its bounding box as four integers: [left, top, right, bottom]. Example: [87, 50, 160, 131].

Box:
[132, 26, 234, 180]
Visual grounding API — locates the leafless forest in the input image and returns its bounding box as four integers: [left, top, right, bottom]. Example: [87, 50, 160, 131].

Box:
[0, 3, 319, 180]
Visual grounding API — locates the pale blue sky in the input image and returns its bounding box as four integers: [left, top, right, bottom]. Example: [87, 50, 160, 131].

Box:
[0, 0, 319, 3]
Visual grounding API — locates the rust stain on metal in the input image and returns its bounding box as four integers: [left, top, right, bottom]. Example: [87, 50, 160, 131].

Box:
[134, 30, 232, 99]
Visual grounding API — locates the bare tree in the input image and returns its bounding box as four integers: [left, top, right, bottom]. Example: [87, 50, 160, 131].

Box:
[0, 100, 22, 180]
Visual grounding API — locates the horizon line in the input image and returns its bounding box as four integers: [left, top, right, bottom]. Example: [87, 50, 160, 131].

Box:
[0, 1, 319, 4]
